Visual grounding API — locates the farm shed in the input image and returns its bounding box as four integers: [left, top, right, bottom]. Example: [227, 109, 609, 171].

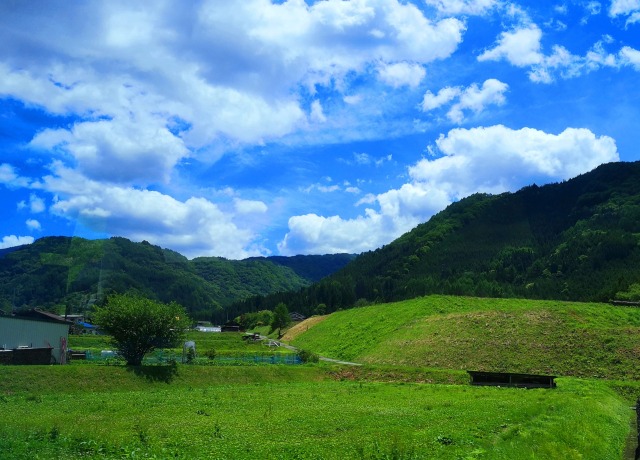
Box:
[0, 309, 72, 364]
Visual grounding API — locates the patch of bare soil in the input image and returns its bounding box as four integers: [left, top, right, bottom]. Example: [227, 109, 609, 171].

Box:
[281, 315, 329, 342]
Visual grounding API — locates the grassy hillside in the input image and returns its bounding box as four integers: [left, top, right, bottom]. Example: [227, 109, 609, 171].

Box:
[290, 295, 640, 380]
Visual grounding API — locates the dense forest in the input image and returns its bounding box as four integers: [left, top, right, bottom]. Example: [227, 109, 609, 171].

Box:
[0, 237, 353, 321]
[231, 161, 640, 317]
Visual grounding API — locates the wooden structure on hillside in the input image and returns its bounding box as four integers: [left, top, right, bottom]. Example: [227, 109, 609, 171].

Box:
[468, 371, 556, 389]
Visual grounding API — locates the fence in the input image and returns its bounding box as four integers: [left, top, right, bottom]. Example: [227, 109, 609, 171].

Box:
[69, 349, 302, 365]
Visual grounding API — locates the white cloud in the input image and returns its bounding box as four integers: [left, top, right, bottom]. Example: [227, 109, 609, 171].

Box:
[343, 152, 393, 167]
[627, 11, 640, 24]
[354, 153, 373, 165]
[26, 194, 46, 213]
[0, 0, 466, 171]
[478, 25, 544, 66]
[411, 125, 619, 194]
[310, 100, 327, 123]
[620, 46, 640, 69]
[30, 115, 189, 185]
[234, 198, 268, 215]
[421, 87, 461, 111]
[0, 164, 30, 188]
[585, 1, 602, 15]
[609, 0, 640, 17]
[421, 79, 508, 123]
[32, 163, 265, 259]
[343, 94, 363, 105]
[279, 125, 619, 255]
[478, 24, 638, 82]
[425, 0, 498, 15]
[26, 219, 41, 231]
[377, 62, 426, 88]
[0, 235, 34, 249]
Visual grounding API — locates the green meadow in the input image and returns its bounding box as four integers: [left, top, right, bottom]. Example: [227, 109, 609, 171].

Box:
[0, 366, 632, 459]
[2, 295, 640, 459]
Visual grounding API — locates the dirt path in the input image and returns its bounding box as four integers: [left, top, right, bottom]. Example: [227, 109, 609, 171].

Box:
[280, 315, 329, 342]
[271, 339, 362, 366]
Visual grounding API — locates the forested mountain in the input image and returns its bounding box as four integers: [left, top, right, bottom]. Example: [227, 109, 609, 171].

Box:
[0, 236, 353, 321]
[232, 161, 640, 317]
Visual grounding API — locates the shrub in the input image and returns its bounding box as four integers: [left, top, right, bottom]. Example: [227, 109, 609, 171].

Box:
[298, 349, 319, 363]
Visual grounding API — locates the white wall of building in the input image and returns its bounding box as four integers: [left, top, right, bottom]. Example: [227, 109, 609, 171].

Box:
[0, 317, 70, 363]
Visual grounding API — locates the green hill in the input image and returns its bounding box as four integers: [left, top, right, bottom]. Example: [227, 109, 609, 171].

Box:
[290, 295, 640, 380]
[0, 237, 352, 321]
[234, 161, 640, 316]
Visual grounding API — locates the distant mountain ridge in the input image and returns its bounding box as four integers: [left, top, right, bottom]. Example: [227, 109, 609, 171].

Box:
[232, 161, 640, 316]
[0, 236, 353, 321]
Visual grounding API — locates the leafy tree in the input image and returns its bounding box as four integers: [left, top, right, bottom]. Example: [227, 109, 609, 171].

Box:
[271, 302, 291, 337]
[93, 294, 190, 365]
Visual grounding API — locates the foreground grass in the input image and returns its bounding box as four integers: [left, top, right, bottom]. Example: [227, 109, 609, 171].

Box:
[0, 365, 632, 459]
[290, 295, 640, 379]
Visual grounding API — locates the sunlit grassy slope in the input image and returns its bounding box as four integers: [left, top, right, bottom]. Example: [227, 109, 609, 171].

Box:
[290, 295, 640, 379]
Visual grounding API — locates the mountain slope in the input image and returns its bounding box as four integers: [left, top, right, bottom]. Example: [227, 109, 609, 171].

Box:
[232, 161, 640, 315]
[0, 237, 351, 320]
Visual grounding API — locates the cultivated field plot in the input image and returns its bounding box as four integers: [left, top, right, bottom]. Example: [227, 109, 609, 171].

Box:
[0, 366, 630, 459]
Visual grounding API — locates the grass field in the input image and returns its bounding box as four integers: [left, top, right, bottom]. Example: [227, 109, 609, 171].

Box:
[289, 295, 640, 380]
[0, 365, 631, 459]
[4, 296, 640, 458]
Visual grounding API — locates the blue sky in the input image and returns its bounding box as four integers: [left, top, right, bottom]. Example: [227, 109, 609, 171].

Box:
[0, 0, 639, 259]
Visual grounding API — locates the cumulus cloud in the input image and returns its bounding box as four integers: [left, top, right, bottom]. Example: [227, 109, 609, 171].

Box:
[609, 0, 640, 17]
[620, 46, 640, 69]
[26, 219, 41, 231]
[0, 0, 465, 158]
[278, 125, 619, 255]
[17, 194, 46, 213]
[411, 125, 619, 194]
[29, 163, 265, 259]
[0, 235, 34, 249]
[478, 25, 544, 66]
[234, 198, 268, 215]
[421, 79, 508, 123]
[478, 23, 639, 82]
[421, 87, 461, 111]
[30, 115, 189, 185]
[377, 62, 426, 88]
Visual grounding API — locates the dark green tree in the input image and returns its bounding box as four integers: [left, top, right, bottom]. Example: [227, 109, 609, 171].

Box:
[271, 302, 291, 337]
[93, 294, 190, 365]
